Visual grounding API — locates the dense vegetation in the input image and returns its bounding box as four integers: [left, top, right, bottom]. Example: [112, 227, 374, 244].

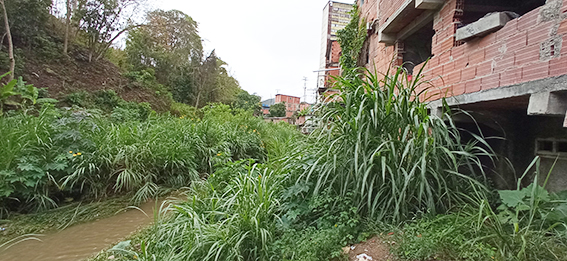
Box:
[3, 1, 567, 261]
[0, 0, 256, 112]
[0, 93, 297, 216]
[84, 67, 567, 261]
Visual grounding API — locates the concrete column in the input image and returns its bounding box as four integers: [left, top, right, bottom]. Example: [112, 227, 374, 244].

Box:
[430, 106, 443, 118]
[528, 91, 567, 116]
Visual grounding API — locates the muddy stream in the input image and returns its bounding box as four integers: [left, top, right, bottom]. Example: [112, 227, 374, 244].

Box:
[0, 200, 162, 261]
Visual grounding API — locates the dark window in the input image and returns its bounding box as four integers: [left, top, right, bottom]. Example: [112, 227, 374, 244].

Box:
[557, 141, 567, 153]
[461, 0, 546, 26]
[537, 140, 554, 152]
[402, 20, 434, 75]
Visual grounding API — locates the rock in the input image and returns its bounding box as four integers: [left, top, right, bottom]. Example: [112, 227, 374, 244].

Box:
[342, 246, 350, 254]
[107, 255, 115, 259]
[44, 67, 57, 76]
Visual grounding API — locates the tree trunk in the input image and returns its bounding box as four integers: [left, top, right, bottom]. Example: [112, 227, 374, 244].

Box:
[63, 0, 72, 55]
[0, 0, 14, 80]
[194, 90, 201, 108]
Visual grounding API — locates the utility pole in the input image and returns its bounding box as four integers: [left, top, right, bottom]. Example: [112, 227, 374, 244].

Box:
[303, 77, 308, 102]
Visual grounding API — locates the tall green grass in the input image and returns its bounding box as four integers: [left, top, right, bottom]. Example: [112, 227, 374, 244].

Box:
[0, 103, 299, 217]
[137, 163, 280, 260]
[284, 66, 493, 223]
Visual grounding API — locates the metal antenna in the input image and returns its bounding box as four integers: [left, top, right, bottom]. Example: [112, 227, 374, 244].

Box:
[303, 77, 308, 102]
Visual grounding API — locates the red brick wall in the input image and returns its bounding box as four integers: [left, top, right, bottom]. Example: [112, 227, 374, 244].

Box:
[331, 41, 341, 63]
[360, 0, 567, 102]
[275, 94, 301, 117]
[359, 0, 399, 74]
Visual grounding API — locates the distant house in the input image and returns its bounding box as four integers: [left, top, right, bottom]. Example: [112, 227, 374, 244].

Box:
[262, 95, 313, 128]
[261, 98, 275, 116]
[275, 94, 301, 118]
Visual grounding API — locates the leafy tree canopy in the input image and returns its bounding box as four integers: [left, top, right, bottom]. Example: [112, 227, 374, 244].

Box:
[269, 102, 286, 118]
[232, 90, 261, 115]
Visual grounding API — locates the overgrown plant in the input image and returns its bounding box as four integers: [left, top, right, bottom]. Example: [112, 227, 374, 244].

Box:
[135, 163, 280, 261]
[285, 66, 493, 223]
[0, 102, 298, 217]
[471, 157, 567, 260]
[0, 72, 18, 115]
[337, 4, 366, 73]
[394, 157, 567, 261]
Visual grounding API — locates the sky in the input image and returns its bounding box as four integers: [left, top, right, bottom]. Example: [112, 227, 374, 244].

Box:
[153, 0, 352, 104]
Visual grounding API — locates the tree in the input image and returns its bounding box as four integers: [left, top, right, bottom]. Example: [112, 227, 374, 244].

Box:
[126, 9, 203, 103]
[0, 0, 13, 80]
[269, 102, 286, 117]
[192, 50, 218, 107]
[75, 0, 144, 62]
[126, 9, 202, 78]
[3, 0, 52, 49]
[126, 10, 241, 107]
[232, 90, 261, 115]
[63, 0, 78, 55]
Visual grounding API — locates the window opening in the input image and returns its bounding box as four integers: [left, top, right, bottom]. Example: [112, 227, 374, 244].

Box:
[461, 0, 546, 27]
[537, 140, 554, 152]
[558, 141, 567, 153]
[536, 139, 567, 157]
[402, 20, 434, 75]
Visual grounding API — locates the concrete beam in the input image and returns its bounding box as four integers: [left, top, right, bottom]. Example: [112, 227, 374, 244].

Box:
[415, 0, 444, 9]
[397, 10, 435, 40]
[378, 31, 396, 44]
[455, 12, 512, 41]
[427, 74, 567, 110]
[528, 91, 567, 116]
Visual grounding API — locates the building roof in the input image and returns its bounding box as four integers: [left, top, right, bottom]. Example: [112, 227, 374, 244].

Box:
[261, 98, 275, 107]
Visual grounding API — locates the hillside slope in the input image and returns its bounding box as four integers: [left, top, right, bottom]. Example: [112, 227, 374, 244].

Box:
[19, 50, 171, 112]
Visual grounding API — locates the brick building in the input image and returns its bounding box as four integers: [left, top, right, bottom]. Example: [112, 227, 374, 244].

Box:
[275, 94, 301, 118]
[356, 0, 567, 191]
[318, 1, 354, 95]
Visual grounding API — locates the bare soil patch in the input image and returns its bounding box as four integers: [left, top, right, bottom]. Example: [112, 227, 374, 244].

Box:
[346, 236, 398, 261]
[21, 50, 170, 112]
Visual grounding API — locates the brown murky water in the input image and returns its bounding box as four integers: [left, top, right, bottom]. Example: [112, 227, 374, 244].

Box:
[0, 200, 161, 261]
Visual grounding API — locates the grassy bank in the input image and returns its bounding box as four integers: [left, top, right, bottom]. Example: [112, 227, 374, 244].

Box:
[0, 101, 299, 218]
[83, 68, 567, 261]
[5, 66, 567, 261]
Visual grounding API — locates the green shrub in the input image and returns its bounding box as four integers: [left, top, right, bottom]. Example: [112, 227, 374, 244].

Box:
[138, 163, 280, 261]
[94, 90, 123, 112]
[271, 227, 347, 261]
[284, 66, 492, 223]
[0, 106, 65, 215]
[169, 101, 198, 117]
[394, 157, 567, 261]
[65, 91, 91, 107]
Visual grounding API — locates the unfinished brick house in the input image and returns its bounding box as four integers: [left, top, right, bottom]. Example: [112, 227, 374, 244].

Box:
[318, 1, 354, 96]
[275, 94, 301, 118]
[356, 0, 567, 190]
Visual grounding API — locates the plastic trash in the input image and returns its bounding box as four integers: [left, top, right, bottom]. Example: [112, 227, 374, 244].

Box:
[356, 253, 373, 260]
